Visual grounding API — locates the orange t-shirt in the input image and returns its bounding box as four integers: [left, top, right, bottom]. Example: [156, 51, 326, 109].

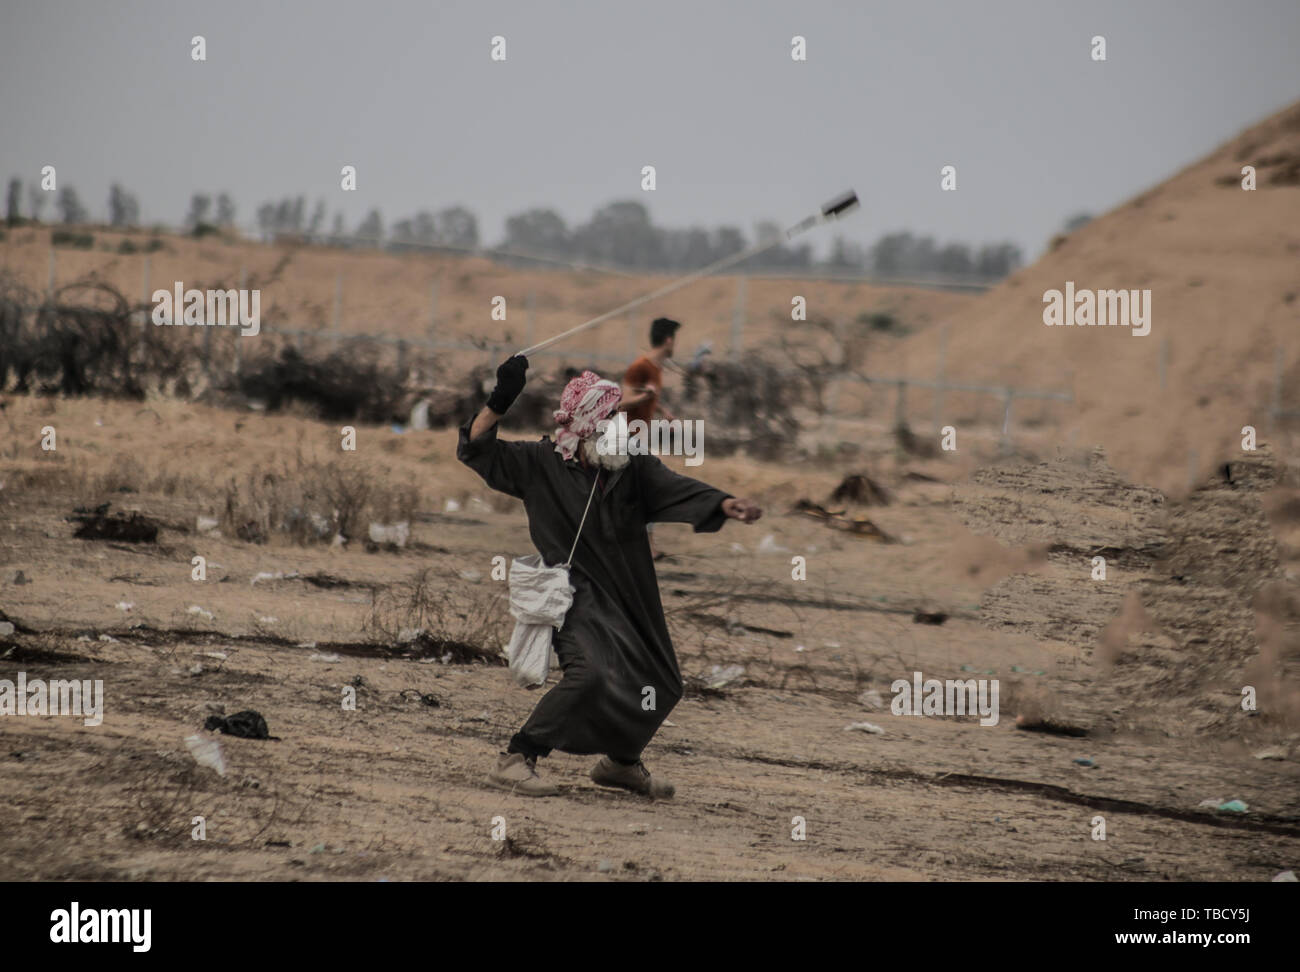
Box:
[621, 356, 662, 426]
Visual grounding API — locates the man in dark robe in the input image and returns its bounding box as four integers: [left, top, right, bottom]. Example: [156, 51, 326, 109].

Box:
[457, 355, 762, 798]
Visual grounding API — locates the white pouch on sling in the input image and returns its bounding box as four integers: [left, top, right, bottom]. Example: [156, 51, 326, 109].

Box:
[505, 555, 572, 688]
[504, 475, 599, 689]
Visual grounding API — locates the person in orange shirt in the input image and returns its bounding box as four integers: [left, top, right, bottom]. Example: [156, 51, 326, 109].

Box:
[621, 317, 680, 560]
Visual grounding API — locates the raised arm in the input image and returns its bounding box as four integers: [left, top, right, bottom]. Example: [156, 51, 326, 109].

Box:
[468, 355, 529, 440]
[457, 355, 539, 499]
[468, 404, 501, 441]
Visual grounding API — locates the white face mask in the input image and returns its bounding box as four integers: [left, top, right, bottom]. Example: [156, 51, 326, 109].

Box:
[582, 434, 630, 470]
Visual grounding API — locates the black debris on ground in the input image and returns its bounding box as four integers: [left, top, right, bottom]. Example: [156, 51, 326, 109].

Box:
[1014, 715, 1090, 738]
[912, 609, 949, 625]
[830, 473, 892, 506]
[204, 709, 275, 740]
[69, 504, 160, 543]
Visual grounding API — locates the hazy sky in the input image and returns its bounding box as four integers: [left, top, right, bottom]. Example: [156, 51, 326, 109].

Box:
[2, 0, 1297, 260]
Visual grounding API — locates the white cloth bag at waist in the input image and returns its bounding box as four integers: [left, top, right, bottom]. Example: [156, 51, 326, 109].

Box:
[505, 554, 574, 688]
[502, 472, 598, 689]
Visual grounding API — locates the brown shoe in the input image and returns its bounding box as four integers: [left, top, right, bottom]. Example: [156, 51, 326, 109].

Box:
[487, 752, 559, 797]
[590, 756, 675, 799]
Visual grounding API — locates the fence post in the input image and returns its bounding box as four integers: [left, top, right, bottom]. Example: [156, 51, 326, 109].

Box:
[823, 375, 841, 440]
[137, 254, 151, 354]
[1000, 387, 1015, 448]
[46, 242, 56, 302]
[822, 314, 848, 439]
[234, 265, 246, 377]
[331, 272, 343, 351]
[933, 323, 948, 432]
[893, 379, 907, 430]
[526, 289, 536, 351]
[429, 282, 438, 343]
[729, 276, 747, 361]
[203, 308, 212, 374]
[138, 254, 152, 332]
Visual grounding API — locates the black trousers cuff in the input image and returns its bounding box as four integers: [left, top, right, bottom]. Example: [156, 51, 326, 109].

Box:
[507, 731, 551, 760]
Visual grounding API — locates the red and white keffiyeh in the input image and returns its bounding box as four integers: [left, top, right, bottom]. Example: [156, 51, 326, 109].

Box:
[553, 370, 621, 461]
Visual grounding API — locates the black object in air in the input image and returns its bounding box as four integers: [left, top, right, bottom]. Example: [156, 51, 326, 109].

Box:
[822, 190, 860, 218]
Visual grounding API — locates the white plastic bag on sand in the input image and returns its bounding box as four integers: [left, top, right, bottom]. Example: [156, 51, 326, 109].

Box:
[505, 554, 574, 689]
[184, 734, 227, 776]
[845, 721, 885, 735]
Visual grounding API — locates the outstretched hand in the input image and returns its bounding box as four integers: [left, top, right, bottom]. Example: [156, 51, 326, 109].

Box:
[722, 497, 762, 523]
[486, 355, 529, 415]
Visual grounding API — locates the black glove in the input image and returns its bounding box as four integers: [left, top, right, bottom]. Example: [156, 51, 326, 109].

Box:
[485, 355, 529, 414]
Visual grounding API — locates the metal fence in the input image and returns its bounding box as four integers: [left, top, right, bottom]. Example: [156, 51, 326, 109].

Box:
[8, 243, 1097, 445]
[15, 231, 1298, 449]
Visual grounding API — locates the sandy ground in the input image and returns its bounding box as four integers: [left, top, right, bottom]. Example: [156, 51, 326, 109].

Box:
[1, 394, 1297, 882]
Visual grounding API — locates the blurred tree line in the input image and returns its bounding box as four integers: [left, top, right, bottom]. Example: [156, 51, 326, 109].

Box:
[497, 200, 1022, 278]
[3, 177, 1030, 279]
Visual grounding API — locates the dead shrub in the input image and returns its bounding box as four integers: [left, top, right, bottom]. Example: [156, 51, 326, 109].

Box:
[364, 567, 508, 659]
[0, 271, 199, 397]
[227, 344, 407, 423]
[221, 454, 419, 545]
